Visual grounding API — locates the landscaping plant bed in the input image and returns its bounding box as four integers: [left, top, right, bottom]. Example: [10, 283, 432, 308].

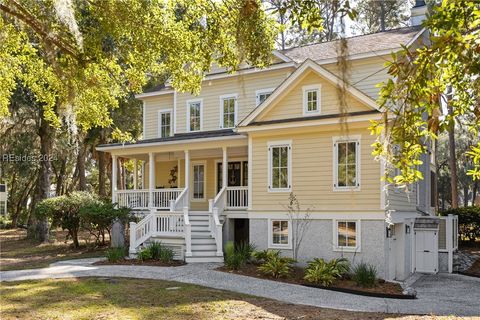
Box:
[94, 259, 185, 267]
[217, 264, 413, 299]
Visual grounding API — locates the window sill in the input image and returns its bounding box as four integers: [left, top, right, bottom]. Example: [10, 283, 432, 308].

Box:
[268, 188, 292, 193]
[333, 246, 360, 253]
[333, 187, 361, 192]
[268, 244, 292, 250]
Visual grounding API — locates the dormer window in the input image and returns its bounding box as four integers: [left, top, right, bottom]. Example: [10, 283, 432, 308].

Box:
[220, 94, 237, 129]
[158, 109, 172, 138]
[256, 88, 274, 106]
[303, 84, 321, 115]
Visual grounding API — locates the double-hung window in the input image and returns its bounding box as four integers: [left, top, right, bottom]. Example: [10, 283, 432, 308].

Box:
[256, 88, 274, 106]
[220, 95, 237, 129]
[303, 85, 321, 115]
[188, 100, 202, 132]
[335, 220, 360, 251]
[268, 142, 291, 192]
[334, 137, 360, 190]
[269, 220, 291, 248]
[192, 163, 205, 200]
[0, 201, 5, 215]
[158, 110, 172, 138]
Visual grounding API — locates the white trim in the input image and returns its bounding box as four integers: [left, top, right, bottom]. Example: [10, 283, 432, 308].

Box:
[191, 160, 207, 202]
[272, 50, 293, 63]
[332, 135, 361, 191]
[248, 135, 253, 210]
[157, 109, 173, 138]
[239, 59, 379, 126]
[142, 101, 146, 139]
[405, 27, 427, 47]
[96, 135, 247, 152]
[248, 211, 385, 220]
[136, 89, 175, 99]
[236, 113, 383, 133]
[173, 91, 177, 134]
[255, 88, 275, 106]
[267, 140, 292, 193]
[219, 93, 238, 129]
[302, 84, 321, 115]
[333, 219, 361, 252]
[204, 62, 295, 81]
[186, 99, 203, 132]
[268, 219, 292, 249]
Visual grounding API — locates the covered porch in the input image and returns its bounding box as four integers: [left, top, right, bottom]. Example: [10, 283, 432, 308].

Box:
[109, 138, 250, 213]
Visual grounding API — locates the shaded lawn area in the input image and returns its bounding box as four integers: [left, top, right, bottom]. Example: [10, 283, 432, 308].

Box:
[0, 228, 108, 271]
[0, 278, 466, 320]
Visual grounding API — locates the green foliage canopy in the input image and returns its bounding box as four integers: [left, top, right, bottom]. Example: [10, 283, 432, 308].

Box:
[0, 0, 276, 136]
[370, 0, 480, 185]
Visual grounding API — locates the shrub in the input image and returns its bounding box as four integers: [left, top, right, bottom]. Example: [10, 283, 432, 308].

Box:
[159, 246, 175, 263]
[303, 258, 350, 286]
[252, 249, 281, 263]
[35, 192, 100, 247]
[137, 247, 152, 261]
[0, 216, 13, 229]
[147, 242, 163, 260]
[352, 262, 377, 287]
[106, 247, 125, 262]
[224, 241, 244, 270]
[257, 255, 295, 278]
[138, 242, 175, 263]
[235, 241, 256, 263]
[441, 206, 480, 243]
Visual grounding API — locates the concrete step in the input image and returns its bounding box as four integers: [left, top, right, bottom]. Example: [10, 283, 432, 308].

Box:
[191, 243, 217, 251]
[185, 256, 224, 263]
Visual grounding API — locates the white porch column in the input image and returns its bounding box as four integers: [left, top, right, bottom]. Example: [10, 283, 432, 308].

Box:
[133, 159, 138, 190]
[222, 146, 228, 189]
[177, 158, 181, 188]
[248, 135, 252, 210]
[141, 161, 146, 189]
[111, 155, 118, 203]
[184, 150, 190, 209]
[148, 152, 155, 208]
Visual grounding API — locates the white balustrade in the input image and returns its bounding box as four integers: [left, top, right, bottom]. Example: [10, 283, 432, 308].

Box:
[115, 188, 184, 209]
[226, 186, 248, 209]
[152, 189, 182, 209]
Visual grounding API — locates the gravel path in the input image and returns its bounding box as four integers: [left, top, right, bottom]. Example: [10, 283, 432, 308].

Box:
[1, 258, 479, 316]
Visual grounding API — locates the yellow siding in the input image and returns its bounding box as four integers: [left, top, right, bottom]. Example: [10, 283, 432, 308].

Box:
[250, 125, 381, 212]
[176, 68, 293, 133]
[258, 70, 371, 122]
[144, 160, 178, 188]
[322, 55, 391, 100]
[143, 95, 174, 140]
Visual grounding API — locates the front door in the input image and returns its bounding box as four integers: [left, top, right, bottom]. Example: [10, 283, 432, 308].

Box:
[217, 161, 244, 192]
[414, 229, 438, 273]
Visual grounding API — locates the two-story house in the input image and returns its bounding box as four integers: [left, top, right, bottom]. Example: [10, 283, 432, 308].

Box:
[97, 2, 452, 281]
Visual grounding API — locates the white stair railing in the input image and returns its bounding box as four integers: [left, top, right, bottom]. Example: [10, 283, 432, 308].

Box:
[169, 187, 189, 212]
[183, 206, 192, 257]
[226, 186, 248, 209]
[208, 186, 226, 257]
[129, 211, 185, 255]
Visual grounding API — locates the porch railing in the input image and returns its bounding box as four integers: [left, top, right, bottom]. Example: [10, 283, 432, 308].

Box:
[129, 211, 185, 255]
[115, 188, 184, 209]
[226, 186, 248, 209]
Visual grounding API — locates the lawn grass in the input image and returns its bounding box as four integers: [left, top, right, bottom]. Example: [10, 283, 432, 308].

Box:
[0, 277, 467, 320]
[0, 228, 108, 271]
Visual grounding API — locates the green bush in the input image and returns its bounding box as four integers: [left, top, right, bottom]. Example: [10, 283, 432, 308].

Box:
[303, 258, 350, 286]
[159, 247, 175, 263]
[252, 249, 281, 263]
[147, 242, 163, 260]
[0, 216, 13, 229]
[235, 241, 256, 263]
[138, 242, 175, 263]
[106, 247, 125, 262]
[441, 206, 480, 243]
[35, 192, 100, 247]
[137, 247, 152, 261]
[352, 262, 377, 287]
[257, 255, 295, 278]
[224, 241, 244, 270]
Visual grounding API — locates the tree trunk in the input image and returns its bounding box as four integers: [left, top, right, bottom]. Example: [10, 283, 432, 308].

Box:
[447, 103, 458, 209]
[77, 135, 87, 191]
[55, 159, 66, 196]
[98, 130, 107, 197]
[472, 181, 478, 206]
[28, 110, 53, 242]
[463, 185, 469, 207]
[379, 1, 386, 31]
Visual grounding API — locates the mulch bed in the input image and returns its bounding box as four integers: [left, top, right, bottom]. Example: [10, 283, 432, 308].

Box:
[460, 258, 480, 278]
[94, 259, 186, 267]
[217, 264, 410, 299]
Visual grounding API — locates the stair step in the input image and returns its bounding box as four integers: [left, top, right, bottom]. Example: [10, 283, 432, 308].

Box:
[191, 244, 217, 251]
[191, 250, 222, 257]
[191, 237, 216, 244]
[185, 256, 224, 263]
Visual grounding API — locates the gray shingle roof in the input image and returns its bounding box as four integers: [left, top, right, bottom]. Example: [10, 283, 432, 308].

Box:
[281, 26, 423, 63]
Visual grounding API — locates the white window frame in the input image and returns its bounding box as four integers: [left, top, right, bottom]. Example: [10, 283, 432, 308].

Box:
[186, 99, 203, 132]
[255, 88, 275, 106]
[267, 140, 292, 193]
[219, 94, 238, 129]
[191, 161, 206, 202]
[157, 109, 173, 138]
[0, 200, 5, 215]
[302, 84, 321, 115]
[333, 219, 361, 252]
[268, 219, 292, 249]
[333, 135, 361, 191]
